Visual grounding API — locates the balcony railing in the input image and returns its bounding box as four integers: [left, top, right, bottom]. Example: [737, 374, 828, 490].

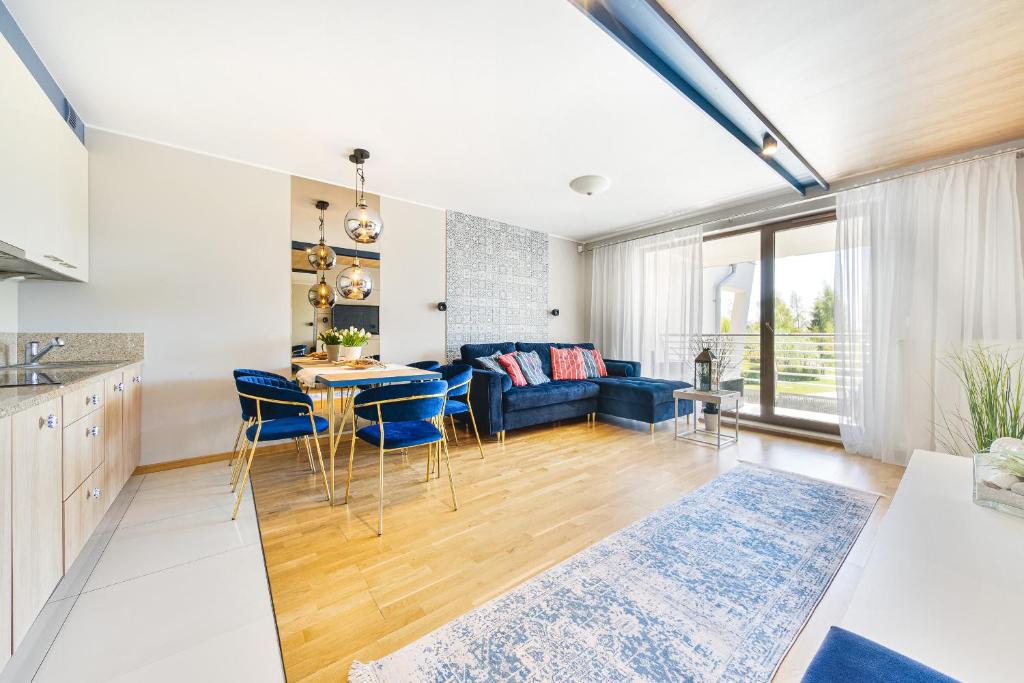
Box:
[659, 332, 841, 422]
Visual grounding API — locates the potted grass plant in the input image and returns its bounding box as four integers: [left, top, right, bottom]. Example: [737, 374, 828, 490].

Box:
[338, 326, 371, 361]
[937, 345, 1024, 516]
[317, 327, 344, 362]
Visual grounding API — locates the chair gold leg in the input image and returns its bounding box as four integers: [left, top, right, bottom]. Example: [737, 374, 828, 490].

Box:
[425, 442, 433, 482]
[449, 414, 460, 445]
[310, 434, 331, 501]
[467, 404, 484, 459]
[649, 422, 655, 434]
[230, 420, 244, 465]
[232, 437, 258, 520]
[230, 433, 250, 490]
[344, 429, 357, 504]
[377, 442, 385, 536]
[441, 438, 458, 511]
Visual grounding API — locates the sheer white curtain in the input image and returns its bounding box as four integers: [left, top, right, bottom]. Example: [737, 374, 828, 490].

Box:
[835, 152, 1024, 464]
[590, 226, 703, 380]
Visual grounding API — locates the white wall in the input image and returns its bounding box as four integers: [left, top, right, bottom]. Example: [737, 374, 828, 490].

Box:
[379, 196, 446, 363]
[548, 235, 587, 343]
[18, 130, 291, 465]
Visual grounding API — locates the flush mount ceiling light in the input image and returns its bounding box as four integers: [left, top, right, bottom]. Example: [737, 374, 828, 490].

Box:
[761, 133, 779, 157]
[306, 200, 337, 270]
[569, 174, 611, 196]
[344, 148, 383, 244]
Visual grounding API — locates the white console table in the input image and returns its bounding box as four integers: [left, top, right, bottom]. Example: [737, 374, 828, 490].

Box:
[842, 450, 1024, 682]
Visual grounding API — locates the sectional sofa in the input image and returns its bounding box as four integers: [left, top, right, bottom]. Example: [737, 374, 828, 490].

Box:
[460, 341, 694, 439]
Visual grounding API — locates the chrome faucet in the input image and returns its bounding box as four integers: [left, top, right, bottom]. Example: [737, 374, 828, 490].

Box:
[24, 337, 66, 365]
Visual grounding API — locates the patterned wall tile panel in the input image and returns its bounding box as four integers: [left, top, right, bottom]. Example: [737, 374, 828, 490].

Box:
[446, 211, 548, 361]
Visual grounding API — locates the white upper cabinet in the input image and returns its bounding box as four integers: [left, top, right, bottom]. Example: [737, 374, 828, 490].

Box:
[0, 34, 88, 282]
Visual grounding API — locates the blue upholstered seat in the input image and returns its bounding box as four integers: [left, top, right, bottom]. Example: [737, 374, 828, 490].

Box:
[233, 368, 299, 388]
[247, 415, 328, 441]
[589, 377, 684, 407]
[503, 380, 600, 411]
[407, 360, 442, 371]
[802, 627, 957, 683]
[356, 421, 443, 449]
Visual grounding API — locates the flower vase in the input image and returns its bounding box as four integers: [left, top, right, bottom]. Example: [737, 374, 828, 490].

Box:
[325, 344, 343, 363]
[342, 345, 363, 361]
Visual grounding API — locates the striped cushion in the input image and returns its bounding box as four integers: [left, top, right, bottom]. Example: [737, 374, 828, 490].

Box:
[497, 352, 528, 387]
[476, 352, 505, 375]
[515, 350, 550, 386]
[588, 348, 608, 377]
[578, 348, 600, 378]
[550, 346, 586, 381]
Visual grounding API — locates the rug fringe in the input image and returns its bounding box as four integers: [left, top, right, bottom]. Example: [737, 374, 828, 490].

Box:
[348, 662, 380, 683]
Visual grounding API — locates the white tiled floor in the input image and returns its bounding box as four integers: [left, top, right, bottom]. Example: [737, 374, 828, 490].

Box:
[1, 462, 285, 683]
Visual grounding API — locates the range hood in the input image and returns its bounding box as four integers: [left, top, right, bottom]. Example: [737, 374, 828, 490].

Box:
[0, 240, 76, 282]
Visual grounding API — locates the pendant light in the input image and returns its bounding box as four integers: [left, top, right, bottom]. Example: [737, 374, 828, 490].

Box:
[307, 273, 336, 309]
[336, 254, 373, 300]
[344, 148, 383, 244]
[306, 200, 336, 270]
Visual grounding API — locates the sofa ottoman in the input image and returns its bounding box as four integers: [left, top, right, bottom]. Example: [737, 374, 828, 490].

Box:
[590, 376, 693, 431]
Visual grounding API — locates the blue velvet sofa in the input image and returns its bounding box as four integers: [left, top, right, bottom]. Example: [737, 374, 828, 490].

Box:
[461, 342, 693, 438]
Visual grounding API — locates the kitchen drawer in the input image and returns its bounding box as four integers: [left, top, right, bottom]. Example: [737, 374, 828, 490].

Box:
[62, 379, 104, 426]
[63, 411, 103, 500]
[63, 463, 106, 573]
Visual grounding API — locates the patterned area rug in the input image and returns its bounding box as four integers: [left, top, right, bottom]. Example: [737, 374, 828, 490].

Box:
[350, 464, 878, 682]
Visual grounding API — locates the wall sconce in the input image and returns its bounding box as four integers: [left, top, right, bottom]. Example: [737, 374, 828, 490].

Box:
[436, 302, 447, 312]
[550, 309, 560, 317]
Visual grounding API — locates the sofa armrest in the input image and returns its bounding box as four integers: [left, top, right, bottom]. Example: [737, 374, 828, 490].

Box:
[604, 359, 641, 377]
[468, 369, 509, 435]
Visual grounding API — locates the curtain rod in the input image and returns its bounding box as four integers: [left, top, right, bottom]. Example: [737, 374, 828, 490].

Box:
[588, 146, 1024, 252]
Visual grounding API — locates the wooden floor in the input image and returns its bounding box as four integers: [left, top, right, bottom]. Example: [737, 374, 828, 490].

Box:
[248, 416, 904, 682]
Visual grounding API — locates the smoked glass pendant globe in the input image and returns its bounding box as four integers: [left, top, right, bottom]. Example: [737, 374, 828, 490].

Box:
[306, 241, 336, 270]
[344, 201, 383, 244]
[307, 276, 336, 309]
[336, 258, 373, 300]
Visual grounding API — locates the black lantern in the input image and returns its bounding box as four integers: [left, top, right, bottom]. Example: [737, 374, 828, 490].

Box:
[694, 347, 717, 392]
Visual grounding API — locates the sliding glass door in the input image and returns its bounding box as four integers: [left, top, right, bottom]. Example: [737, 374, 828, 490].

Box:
[702, 213, 838, 433]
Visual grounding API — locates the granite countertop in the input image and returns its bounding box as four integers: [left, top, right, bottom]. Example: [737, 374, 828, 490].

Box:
[0, 360, 141, 419]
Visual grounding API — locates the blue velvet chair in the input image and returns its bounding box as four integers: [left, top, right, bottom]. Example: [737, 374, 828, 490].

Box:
[232, 376, 331, 519]
[230, 369, 304, 473]
[345, 380, 456, 536]
[437, 364, 484, 461]
[803, 627, 957, 683]
[407, 360, 441, 371]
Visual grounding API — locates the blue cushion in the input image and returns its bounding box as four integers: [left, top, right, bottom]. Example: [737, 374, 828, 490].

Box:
[515, 350, 551, 386]
[237, 376, 314, 420]
[461, 342, 515, 362]
[588, 377, 687, 408]
[474, 352, 505, 375]
[356, 421, 443, 449]
[444, 398, 469, 415]
[803, 627, 957, 683]
[407, 360, 441, 371]
[503, 380, 599, 411]
[354, 380, 447, 422]
[247, 415, 327, 442]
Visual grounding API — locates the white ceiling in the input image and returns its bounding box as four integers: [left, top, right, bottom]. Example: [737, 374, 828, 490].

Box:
[6, 1, 1023, 242]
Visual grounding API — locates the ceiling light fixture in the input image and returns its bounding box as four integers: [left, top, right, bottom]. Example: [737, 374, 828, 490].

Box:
[761, 133, 778, 157]
[569, 174, 611, 196]
[306, 200, 337, 270]
[344, 148, 383, 244]
[337, 255, 373, 301]
[307, 273, 336, 309]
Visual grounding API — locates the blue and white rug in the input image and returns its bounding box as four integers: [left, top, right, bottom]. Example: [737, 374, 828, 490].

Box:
[350, 464, 878, 682]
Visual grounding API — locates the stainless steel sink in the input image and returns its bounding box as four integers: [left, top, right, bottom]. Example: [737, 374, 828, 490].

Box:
[6, 360, 123, 370]
[0, 362, 123, 388]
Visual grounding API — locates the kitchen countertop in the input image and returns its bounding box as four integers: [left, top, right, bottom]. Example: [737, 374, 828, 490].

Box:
[0, 360, 141, 419]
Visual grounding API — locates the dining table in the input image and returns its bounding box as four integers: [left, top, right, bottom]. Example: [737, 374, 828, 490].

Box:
[292, 357, 442, 504]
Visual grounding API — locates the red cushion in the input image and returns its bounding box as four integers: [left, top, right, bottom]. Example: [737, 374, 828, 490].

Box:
[550, 346, 586, 381]
[497, 352, 528, 387]
[590, 348, 608, 377]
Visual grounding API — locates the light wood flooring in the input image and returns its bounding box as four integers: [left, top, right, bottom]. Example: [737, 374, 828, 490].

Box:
[248, 416, 904, 682]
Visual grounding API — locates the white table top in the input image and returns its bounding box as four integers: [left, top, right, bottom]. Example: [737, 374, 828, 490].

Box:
[841, 450, 1024, 682]
[293, 361, 440, 388]
[673, 388, 740, 403]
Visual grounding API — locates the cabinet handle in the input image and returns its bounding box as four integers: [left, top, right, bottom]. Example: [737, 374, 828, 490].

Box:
[88, 394, 99, 405]
[90, 488, 102, 500]
[87, 426, 100, 437]
[46, 414, 58, 429]
[132, 376, 143, 383]
[115, 382, 125, 392]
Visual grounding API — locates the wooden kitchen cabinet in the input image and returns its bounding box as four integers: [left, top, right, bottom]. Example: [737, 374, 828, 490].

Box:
[0, 415, 12, 670]
[123, 366, 143, 481]
[103, 372, 125, 511]
[11, 398, 64, 649]
[62, 411, 104, 500]
[64, 464, 106, 573]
